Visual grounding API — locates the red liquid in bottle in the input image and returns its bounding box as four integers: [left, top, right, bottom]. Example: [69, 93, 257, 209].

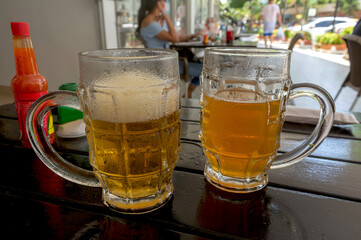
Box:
[11, 22, 55, 148]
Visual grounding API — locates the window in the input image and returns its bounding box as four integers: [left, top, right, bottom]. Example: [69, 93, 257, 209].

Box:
[100, 0, 217, 48]
[194, 0, 210, 33]
[115, 0, 142, 48]
[315, 20, 333, 27]
[175, 0, 187, 36]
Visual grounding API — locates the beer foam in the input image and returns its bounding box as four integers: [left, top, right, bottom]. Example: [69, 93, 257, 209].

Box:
[213, 89, 267, 103]
[87, 72, 179, 123]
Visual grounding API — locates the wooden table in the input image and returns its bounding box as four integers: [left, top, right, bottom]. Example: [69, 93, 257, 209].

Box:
[1, 100, 361, 239]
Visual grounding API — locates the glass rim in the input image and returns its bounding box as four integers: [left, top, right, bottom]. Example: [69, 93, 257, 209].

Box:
[79, 48, 178, 62]
[204, 47, 291, 57]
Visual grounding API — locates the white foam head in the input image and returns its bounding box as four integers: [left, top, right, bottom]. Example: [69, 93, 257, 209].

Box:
[86, 72, 179, 123]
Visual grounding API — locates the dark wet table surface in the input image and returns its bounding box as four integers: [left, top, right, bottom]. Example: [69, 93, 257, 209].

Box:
[1, 100, 361, 240]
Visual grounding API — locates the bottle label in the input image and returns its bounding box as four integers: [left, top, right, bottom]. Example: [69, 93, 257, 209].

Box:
[14, 91, 55, 144]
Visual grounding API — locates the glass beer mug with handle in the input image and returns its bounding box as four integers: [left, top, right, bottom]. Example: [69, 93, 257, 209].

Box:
[200, 48, 335, 193]
[26, 49, 181, 213]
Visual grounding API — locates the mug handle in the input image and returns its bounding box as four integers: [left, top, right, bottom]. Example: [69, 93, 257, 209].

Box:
[26, 91, 100, 187]
[271, 83, 335, 169]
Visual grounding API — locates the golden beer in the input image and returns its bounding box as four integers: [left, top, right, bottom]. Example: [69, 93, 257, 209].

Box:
[201, 88, 284, 189]
[83, 73, 181, 212]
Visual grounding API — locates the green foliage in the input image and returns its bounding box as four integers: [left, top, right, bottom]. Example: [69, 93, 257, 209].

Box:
[315, 35, 321, 43]
[315, 33, 345, 45]
[288, 30, 296, 39]
[220, 0, 359, 36]
[280, 0, 360, 25]
[229, 0, 249, 8]
[284, 29, 292, 38]
[220, 0, 263, 31]
[298, 31, 312, 41]
[338, 0, 361, 16]
[340, 26, 354, 37]
[219, 1, 243, 24]
[317, 0, 329, 4]
[310, 0, 360, 16]
[284, 30, 311, 41]
[242, 1, 263, 20]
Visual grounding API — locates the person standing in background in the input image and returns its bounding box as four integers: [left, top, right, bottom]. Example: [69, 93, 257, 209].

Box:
[259, 0, 282, 48]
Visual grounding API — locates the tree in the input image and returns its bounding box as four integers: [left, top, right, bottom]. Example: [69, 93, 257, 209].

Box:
[220, 1, 244, 25]
[243, 1, 263, 30]
[229, 0, 250, 8]
[337, 0, 360, 16]
[222, 0, 263, 31]
[279, 0, 359, 26]
[221, 0, 360, 32]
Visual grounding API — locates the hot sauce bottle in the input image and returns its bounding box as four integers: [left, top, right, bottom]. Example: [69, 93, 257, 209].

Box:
[10, 22, 55, 148]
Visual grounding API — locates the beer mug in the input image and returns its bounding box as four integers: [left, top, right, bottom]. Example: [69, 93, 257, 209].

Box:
[200, 48, 335, 193]
[26, 49, 181, 213]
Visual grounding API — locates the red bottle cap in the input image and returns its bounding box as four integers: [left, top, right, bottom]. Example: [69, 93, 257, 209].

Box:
[11, 22, 30, 36]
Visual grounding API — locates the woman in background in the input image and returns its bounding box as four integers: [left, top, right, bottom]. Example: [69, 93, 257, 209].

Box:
[136, 0, 201, 98]
[136, 0, 196, 48]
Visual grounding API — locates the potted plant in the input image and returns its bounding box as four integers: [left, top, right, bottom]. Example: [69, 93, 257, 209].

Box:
[301, 31, 312, 45]
[293, 31, 312, 45]
[339, 26, 354, 37]
[258, 28, 264, 39]
[284, 29, 292, 41]
[315, 33, 347, 50]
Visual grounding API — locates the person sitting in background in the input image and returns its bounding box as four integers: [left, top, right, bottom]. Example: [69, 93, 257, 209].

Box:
[136, 0, 202, 98]
[136, 0, 196, 48]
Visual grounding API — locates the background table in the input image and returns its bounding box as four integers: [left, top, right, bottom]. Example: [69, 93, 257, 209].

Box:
[0, 100, 361, 239]
[170, 39, 258, 49]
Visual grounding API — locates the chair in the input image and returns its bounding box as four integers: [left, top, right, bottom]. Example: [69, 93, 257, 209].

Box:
[334, 34, 361, 110]
[288, 32, 304, 51]
[179, 56, 190, 83]
[176, 47, 203, 98]
[179, 56, 191, 97]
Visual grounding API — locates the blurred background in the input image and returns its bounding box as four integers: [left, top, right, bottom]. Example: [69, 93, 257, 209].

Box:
[0, 0, 360, 92]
